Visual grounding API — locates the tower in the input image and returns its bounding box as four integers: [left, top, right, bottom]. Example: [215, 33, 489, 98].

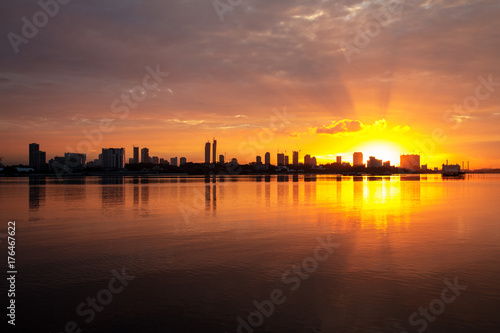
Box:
[133, 147, 139, 164]
[265, 152, 271, 165]
[205, 141, 211, 164]
[212, 139, 217, 164]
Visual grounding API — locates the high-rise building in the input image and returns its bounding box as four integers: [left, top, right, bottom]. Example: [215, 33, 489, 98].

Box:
[353, 152, 364, 167]
[265, 152, 271, 165]
[212, 139, 217, 164]
[152, 156, 159, 164]
[141, 148, 150, 163]
[311, 157, 317, 166]
[29, 143, 46, 170]
[133, 147, 139, 164]
[101, 148, 125, 169]
[256, 156, 262, 165]
[400, 154, 420, 171]
[170, 157, 178, 167]
[304, 154, 311, 166]
[219, 154, 225, 164]
[205, 142, 211, 164]
[180, 157, 187, 165]
[336, 156, 342, 164]
[292, 151, 299, 166]
[284, 156, 289, 165]
[277, 153, 285, 166]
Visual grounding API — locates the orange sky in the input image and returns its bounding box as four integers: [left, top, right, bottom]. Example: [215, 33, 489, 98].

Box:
[1, 0, 499, 168]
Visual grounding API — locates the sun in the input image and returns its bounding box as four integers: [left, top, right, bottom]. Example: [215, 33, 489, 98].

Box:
[355, 140, 402, 166]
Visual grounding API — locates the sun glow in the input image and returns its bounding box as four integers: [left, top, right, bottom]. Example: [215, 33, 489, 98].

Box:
[355, 140, 402, 166]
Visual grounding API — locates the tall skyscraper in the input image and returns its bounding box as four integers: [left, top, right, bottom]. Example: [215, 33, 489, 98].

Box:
[265, 152, 271, 165]
[284, 155, 289, 165]
[180, 157, 187, 165]
[29, 143, 46, 170]
[256, 156, 262, 165]
[212, 139, 217, 164]
[292, 151, 299, 166]
[277, 153, 285, 166]
[101, 148, 125, 169]
[141, 148, 150, 163]
[219, 154, 225, 164]
[353, 152, 364, 167]
[205, 142, 211, 164]
[170, 157, 178, 167]
[133, 147, 139, 164]
[336, 156, 342, 164]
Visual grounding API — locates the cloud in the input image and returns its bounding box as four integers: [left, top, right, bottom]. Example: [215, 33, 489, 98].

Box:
[316, 119, 363, 135]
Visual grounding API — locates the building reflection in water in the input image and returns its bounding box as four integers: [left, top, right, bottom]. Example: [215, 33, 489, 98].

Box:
[204, 183, 217, 216]
[265, 183, 271, 207]
[29, 178, 46, 210]
[100, 176, 125, 209]
[400, 175, 421, 204]
[293, 181, 299, 206]
[304, 174, 317, 203]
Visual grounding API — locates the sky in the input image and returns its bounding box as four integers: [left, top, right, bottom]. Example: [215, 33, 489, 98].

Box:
[1, 0, 499, 168]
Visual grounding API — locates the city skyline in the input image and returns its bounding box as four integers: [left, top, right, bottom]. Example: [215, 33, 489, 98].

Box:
[14, 141, 474, 171]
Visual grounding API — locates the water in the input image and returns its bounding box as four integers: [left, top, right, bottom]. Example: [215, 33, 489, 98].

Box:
[1, 174, 499, 332]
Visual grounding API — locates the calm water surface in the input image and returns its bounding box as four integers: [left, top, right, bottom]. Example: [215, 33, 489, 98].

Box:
[1, 174, 499, 332]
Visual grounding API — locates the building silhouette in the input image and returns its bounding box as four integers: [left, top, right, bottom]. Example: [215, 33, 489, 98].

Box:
[292, 151, 299, 166]
[141, 148, 150, 163]
[400, 154, 420, 171]
[277, 153, 285, 166]
[29, 143, 46, 170]
[256, 156, 262, 165]
[101, 148, 125, 169]
[152, 156, 159, 164]
[304, 154, 311, 166]
[171, 157, 178, 167]
[367, 156, 383, 168]
[284, 155, 289, 165]
[212, 139, 217, 164]
[265, 152, 271, 165]
[336, 156, 342, 164]
[219, 154, 225, 164]
[133, 147, 139, 164]
[180, 157, 187, 165]
[205, 141, 211, 164]
[353, 152, 364, 167]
